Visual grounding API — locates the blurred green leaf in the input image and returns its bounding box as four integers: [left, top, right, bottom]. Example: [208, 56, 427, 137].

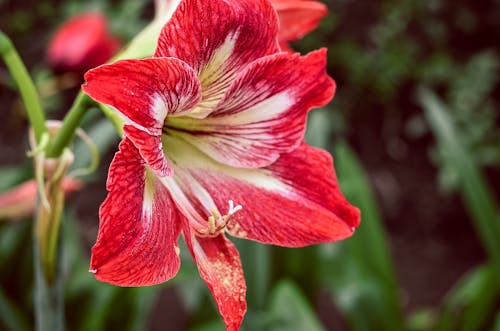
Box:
[268, 280, 326, 331]
[419, 87, 500, 280]
[188, 320, 225, 331]
[0, 286, 31, 331]
[326, 262, 400, 331]
[406, 308, 436, 331]
[235, 239, 271, 310]
[433, 264, 498, 331]
[126, 287, 160, 331]
[0, 166, 31, 191]
[494, 313, 500, 331]
[433, 51, 500, 191]
[76, 285, 121, 331]
[327, 141, 403, 331]
[333, 142, 399, 292]
[449, 51, 499, 115]
[0, 221, 31, 270]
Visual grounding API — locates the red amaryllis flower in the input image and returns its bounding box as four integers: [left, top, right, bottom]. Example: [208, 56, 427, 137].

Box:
[83, 0, 359, 329]
[47, 12, 120, 73]
[270, 0, 328, 51]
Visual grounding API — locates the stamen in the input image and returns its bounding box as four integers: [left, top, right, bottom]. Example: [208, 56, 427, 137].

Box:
[199, 200, 243, 236]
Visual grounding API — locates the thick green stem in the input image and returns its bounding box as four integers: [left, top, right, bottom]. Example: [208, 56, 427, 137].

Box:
[46, 92, 124, 157]
[0, 31, 47, 143]
[33, 207, 65, 331]
[46, 92, 90, 157]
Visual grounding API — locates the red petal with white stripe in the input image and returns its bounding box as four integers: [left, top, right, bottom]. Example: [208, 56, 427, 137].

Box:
[165, 138, 360, 247]
[90, 138, 182, 286]
[83, 57, 201, 175]
[168, 49, 335, 169]
[124, 125, 171, 176]
[155, 0, 280, 116]
[183, 225, 246, 331]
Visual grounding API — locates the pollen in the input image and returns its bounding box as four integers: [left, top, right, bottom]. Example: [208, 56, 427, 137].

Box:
[200, 200, 242, 236]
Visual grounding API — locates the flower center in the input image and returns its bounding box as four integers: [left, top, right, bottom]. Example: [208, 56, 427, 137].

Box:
[199, 200, 242, 236]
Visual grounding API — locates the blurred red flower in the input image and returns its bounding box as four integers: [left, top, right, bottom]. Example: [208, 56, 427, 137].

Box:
[47, 12, 120, 74]
[0, 178, 82, 220]
[271, 0, 328, 51]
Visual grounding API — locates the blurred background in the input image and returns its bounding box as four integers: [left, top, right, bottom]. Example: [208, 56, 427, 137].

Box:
[0, 0, 499, 330]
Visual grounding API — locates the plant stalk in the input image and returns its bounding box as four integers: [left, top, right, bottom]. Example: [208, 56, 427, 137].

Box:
[0, 31, 47, 143]
[33, 206, 65, 331]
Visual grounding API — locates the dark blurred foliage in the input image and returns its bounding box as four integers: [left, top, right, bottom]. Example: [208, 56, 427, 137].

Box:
[0, 0, 499, 330]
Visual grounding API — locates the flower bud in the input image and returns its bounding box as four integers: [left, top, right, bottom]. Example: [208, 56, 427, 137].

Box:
[0, 178, 82, 221]
[47, 12, 120, 74]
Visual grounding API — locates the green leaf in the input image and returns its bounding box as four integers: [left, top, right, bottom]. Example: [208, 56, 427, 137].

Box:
[188, 320, 225, 331]
[494, 312, 500, 331]
[0, 166, 31, 191]
[126, 287, 160, 331]
[76, 285, 121, 331]
[326, 263, 400, 331]
[433, 264, 498, 331]
[0, 286, 30, 331]
[235, 239, 271, 309]
[328, 141, 403, 330]
[268, 280, 326, 331]
[419, 87, 500, 280]
[333, 142, 399, 293]
[0, 221, 31, 269]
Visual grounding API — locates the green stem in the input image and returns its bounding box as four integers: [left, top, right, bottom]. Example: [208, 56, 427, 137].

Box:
[46, 92, 90, 158]
[46, 92, 124, 158]
[0, 31, 47, 143]
[34, 210, 65, 331]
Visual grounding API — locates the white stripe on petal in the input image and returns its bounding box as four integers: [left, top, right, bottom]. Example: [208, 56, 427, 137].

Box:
[199, 30, 239, 87]
[211, 91, 292, 124]
[165, 136, 289, 192]
[142, 169, 156, 226]
[150, 94, 169, 124]
[187, 31, 240, 119]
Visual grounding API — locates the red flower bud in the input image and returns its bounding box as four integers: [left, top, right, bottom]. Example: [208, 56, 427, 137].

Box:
[0, 178, 82, 220]
[47, 12, 120, 74]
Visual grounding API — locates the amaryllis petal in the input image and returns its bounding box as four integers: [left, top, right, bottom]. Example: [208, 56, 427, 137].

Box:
[155, 0, 280, 116]
[154, 0, 181, 23]
[183, 225, 246, 331]
[82, 0, 359, 328]
[124, 125, 171, 176]
[83, 58, 201, 131]
[168, 49, 335, 169]
[83, 57, 201, 176]
[90, 138, 181, 286]
[165, 137, 360, 247]
[271, 0, 327, 44]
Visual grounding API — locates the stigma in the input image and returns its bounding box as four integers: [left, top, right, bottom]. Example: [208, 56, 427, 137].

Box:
[199, 200, 242, 236]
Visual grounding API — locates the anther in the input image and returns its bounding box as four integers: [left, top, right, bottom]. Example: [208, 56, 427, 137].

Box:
[200, 200, 243, 236]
